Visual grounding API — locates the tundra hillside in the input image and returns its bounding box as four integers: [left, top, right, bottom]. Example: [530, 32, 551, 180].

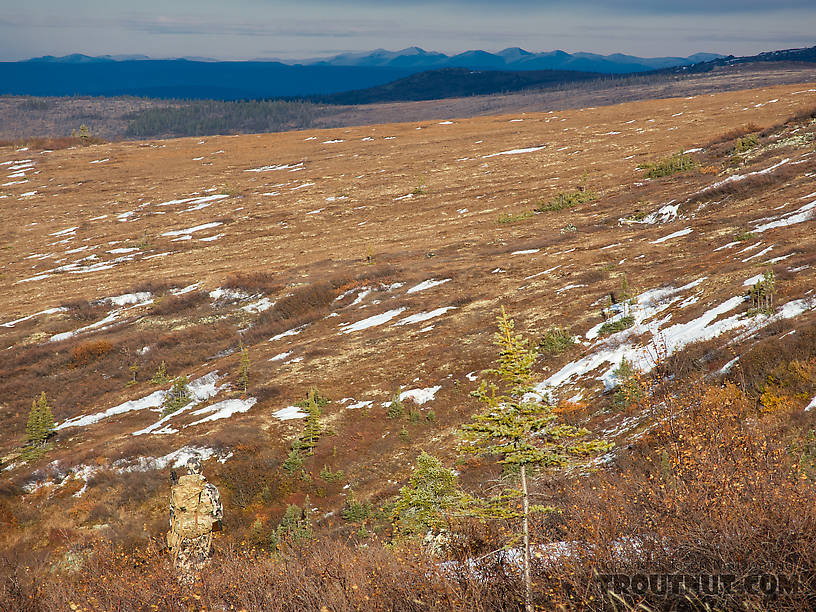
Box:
[1, 81, 816, 610]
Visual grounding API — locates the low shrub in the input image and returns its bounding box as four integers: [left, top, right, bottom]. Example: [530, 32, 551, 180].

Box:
[539, 327, 575, 355]
[61, 299, 107, 322]
[639, 152, 698, 178]
[536, 189, 596, 212]
[69, 340, 113, 367]
[706, 122, 762, 146]
[149, 291, 208, 316]
[223, 272, 279, 294]
[244, 280, 344, 344]
[598, 314, 634, 336]
[497, 210, 533, 224]
[734, 133, 759, 154]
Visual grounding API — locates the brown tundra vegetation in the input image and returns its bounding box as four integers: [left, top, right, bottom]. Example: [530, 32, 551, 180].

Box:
[1, 75, 816, 610]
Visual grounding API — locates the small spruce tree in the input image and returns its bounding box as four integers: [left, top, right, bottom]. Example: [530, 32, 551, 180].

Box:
[26, 392, 54, 447]
[238, 342, 250, 395]
[387, 391, 405, 419]
[25, 400, 41, 447]
[282, 447, 304, 475]
[24, 392, 55, 460]
[162, 376, 192, 416]
[342, 489, 373, 524]
[297, 389, 323, 455]
[749, 266, 775, 315]
[275, 498, 312, 545]
[461, 307, 613, 612]
[619, 272, 632, 316]
[150, 361, 171, 385]
[393, 451, 465, 539]
[612, 357, 645, 410]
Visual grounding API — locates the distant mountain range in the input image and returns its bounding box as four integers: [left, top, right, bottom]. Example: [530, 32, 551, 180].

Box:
[5, 45, 813, 101]
[1, 60, 415, 99]
[672, 44, 816, 73]
[299, 47, 723, 74]
[25, 47, 724, 75]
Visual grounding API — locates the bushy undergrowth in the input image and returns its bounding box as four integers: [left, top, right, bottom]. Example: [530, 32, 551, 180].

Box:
[538, 327, 575, 355]
[3, 289, 816, 609]
[4, 377, 816, 611]
[598, 314, 634, 336]
[149, 290, 208, 316]
[536, 189, 596, 212]
[0, 540, 525, 611]
[639, 152, 698, 178]
[734, 133, 760, 153]
[497, 210, 533, 224]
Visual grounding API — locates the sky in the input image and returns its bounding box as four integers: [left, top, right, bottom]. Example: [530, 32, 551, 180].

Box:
[0, 0, 814, 62]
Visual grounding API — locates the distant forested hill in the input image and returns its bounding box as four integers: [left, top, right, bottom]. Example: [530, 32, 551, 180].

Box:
[308, 68, 606, 105]
[0, 60, 414, 100]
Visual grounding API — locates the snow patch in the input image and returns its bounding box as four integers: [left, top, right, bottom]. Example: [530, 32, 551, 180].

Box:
[188, 397, 257, 426]
[482, 146, 545, 158]
[650, 227, 692, 244]
[273, 406, 307, 421]
[406, 278, 451, 294]
[270, 324, 308, 341]
[340, 308, 407, 333]
[161, 222, 223, 237]
[394, 307, 456, 326]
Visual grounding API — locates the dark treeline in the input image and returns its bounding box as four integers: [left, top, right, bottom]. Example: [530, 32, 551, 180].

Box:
[121, 69, 611, 138]
[305, 67, 607, 105]
[124, 99, 325, 138]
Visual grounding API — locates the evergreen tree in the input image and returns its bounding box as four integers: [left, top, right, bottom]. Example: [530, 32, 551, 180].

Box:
[749, 266, 776, 314]
[387, 391, 405, 419]
[150, 361, 170, 385]
[25, 397, 42, 447]
[297, 388, 323, 455]
[162, 376, 191, 416]
[282, 447, 304, 475]
[238, 342, 250, 394]
[619, 273, 632, 316]
[26, 392, 54, 447]
[275, 497, 312, 545]
[461, 307, 613, 612]
[393, 451, 465, 538]
[612, 357, 645, 410]
[37, 392, 55, 441]
[341, 489, 372, 523]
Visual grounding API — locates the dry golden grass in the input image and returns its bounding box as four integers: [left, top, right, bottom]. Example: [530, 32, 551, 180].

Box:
[1, 77, 816, 610]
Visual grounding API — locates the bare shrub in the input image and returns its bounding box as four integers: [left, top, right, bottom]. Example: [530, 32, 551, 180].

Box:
[61, 299, 107, 322]
[69, 340, 114, 368]
[223, 272, 280, 294]
[705, 122, 763, 146]
[149, 290, 208, 316]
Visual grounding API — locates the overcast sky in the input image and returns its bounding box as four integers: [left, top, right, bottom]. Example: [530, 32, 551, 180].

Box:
[1, 1, 814, 61]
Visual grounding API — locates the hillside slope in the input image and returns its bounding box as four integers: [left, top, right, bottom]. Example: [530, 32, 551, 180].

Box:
[1, 82, 816, 607]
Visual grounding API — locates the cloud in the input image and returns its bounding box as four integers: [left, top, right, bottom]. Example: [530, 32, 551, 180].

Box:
[1, 1, 814, 61]
[301, 0, 816, 14]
